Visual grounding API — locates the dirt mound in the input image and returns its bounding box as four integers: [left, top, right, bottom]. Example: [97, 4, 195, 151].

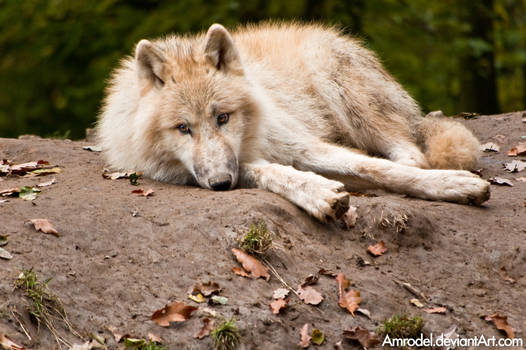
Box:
[1, 112, 525, 349]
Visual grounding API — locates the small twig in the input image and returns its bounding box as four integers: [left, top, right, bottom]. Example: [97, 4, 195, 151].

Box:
[263, 258, 299, 298]
[10, 309, 32, 341]
[394, 279, 428, 301]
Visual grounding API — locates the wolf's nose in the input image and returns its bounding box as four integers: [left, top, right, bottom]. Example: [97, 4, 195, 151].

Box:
[209, 174, 232, 191]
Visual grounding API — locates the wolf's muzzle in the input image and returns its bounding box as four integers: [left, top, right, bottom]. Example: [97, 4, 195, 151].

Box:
[209, 174, 232, 191]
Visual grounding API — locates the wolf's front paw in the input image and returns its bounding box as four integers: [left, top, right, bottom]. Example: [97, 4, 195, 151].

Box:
[425, 170, 490, 205]
[298, 176, 350, 222]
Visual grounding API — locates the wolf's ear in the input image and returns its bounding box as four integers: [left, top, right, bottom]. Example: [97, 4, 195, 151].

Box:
[135, 39, 167, 86]
[204, 24, 242, 74]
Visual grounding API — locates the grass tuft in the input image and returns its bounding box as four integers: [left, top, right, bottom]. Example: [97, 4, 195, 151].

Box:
[237, 221, 272, 256]
[211, 317, 240, 350]
[378, 314, 424, 339]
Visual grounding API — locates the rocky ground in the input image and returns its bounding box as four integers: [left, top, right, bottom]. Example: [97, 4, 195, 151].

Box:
[0, 112, 525, 349]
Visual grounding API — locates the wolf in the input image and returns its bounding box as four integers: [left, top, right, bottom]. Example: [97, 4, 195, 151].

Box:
[96, 23, 490, 222]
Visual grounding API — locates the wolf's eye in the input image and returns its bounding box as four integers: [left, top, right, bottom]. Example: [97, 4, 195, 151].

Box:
[217, 113, 229, 126]
[176, 123, 190, 134]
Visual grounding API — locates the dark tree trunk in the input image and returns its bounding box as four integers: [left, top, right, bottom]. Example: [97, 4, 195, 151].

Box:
[458, 0, 500, 114]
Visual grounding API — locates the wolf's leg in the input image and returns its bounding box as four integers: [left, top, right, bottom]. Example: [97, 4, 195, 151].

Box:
[381, 141, 429, 169]
[239, 160, 350, 222]
[294, 142, 490, 204]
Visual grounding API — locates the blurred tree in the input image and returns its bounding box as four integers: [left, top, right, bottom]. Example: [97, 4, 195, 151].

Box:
[0, 0, 523, 139]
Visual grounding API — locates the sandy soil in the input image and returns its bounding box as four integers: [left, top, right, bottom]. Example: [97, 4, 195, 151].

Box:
[0, 112, 525, 350]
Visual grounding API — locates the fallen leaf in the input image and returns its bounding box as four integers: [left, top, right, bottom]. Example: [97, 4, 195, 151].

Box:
[69, 342, 92, 350]
[480, 142, 500, 153]
[335, 273, 350, 298]
[272, 288, 290, 299]
[0, 334, 25, 350]
[194, 318, 214, 339]
[231, 248, 270, 281]
[83, 145, 102, 152]
[202, 307, 217, 317]
[232, 266, 249, 278]
[318, 268, 337, 277]
[37, 178, 55, 187]
[298, 323, 310, 348]
[131, 188, 154, 197]
[19, 186, 41, 201]
[334, 340, 343, 350]
[123, 338, 146, 347]
[105, 325, 126, 343]
[210, 295, 228, 305]
[10, 160, 49, 175]
[367, 241, 387, 256]
[485, 313, 514, 338]
[192, 281, 221, 296]
[29, 167, 61, 176]
[356, 308, 372, 319]
[301, 273, 319, 287]
[0, 247, 13, 260]
[102, 171, 141, 180]
[30, 219, 59, 237]
[270, 298, 287, 314]
[297, 285, 323, 305]
[0, 188, 20, 197]
[339, 289, 361, 316]
[147, 333, 163, 343]
[423, 306, 447, 314]
[499, 267, 516, 284]
[342, 205, 358, 229]
[188, 293, 205, 303]
[151, 301, 197, 326]
[311, 329, 324, 345]
[504, 160, 526, 172]
[507, 142, 526, 156]
[343, 326, 380, 348]
[489, 177, 513, 186]
[410, 298, 424, 308]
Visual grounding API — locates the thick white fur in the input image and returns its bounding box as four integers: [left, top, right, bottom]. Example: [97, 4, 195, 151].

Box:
[97, 23, 490, 222]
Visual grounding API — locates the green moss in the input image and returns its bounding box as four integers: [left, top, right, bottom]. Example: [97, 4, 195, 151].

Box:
[238, 221, 272, 256]
[379, 314, 424, 339]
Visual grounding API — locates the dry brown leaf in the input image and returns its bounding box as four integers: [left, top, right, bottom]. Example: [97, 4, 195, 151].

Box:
[231, 248, 270, 281]
[499, 267, 516, 284]
[270, 298, 288, 315]
[0, 188, 20, 197]
[232, 266, 249, 278]
[37, 178, 55, 187]
[318, 268, 337, 277]
[10, 160, 49, 175]
[151, 301, 197, 327]
[507, 142, 526, 156]
[489, 177, 513, 186]
[30, 218, 59, 237]
[335, 273, 350, 298]
[410, 298, 424, 308]
[0, 334, 25, 350]
[423, 306, 447, 314]
[343, 326, 380, 348]
[272, 288, 289, 299]
[297, 285, 323, 305]
[480, 142, 500, 153]
[504, 160, 526, 172]
[339, 289, 361, 316]
[367, 241, 387, 256]
[301, 273, 319, 287]
[298, 323, 310, 348]
[356, 308, 371, 319]
[131, 188, 154, 197]
[191, 281, 221, 297]
[193, 318, 214, 339]
[485, 313, 514, 338]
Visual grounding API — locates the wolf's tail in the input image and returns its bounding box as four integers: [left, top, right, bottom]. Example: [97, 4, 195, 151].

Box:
[416, 116, 480, 170]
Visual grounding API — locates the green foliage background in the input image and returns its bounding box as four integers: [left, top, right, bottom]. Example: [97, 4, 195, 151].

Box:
[0, 0, 524, 139]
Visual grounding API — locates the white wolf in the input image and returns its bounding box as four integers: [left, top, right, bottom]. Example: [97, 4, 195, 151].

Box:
[96, 23, 490, 222]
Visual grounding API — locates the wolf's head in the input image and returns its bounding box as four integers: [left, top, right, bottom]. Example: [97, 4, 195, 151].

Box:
[135, 24, 258, 190]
